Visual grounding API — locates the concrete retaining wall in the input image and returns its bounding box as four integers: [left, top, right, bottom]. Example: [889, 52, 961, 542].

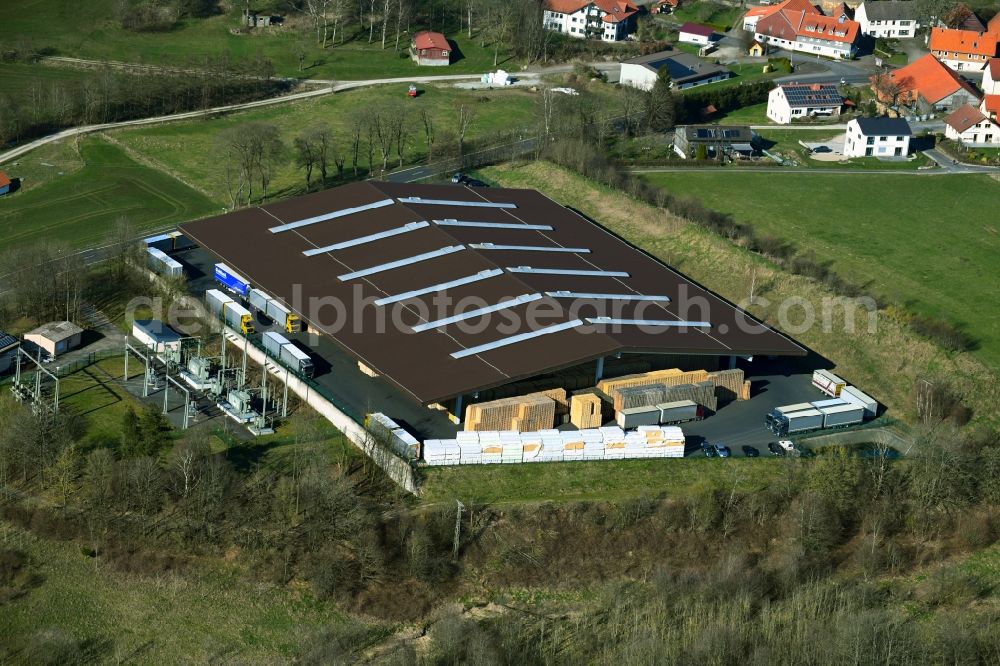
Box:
[798, 427, 912, 453]
[223, 327, 420, 495]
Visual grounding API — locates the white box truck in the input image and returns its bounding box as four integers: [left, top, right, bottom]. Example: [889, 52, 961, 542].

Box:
[812, 369, 846, 397]
[248, 288, 301, 333]
[262, 331, 314, 377]
[205, 289, 254, 335]
[840, 386, 878, 417]
[819, 403, 864, 428]
[616, 406, 661, 429]
[656, 400, 702, 425]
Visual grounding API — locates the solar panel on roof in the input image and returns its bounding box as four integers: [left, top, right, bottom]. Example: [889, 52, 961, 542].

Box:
[374, 269, 504, 305]
[268, 198, 395, 233]
[338, 245, 465, 281]
[302, 221, 429, 256]
[398, 197, 517, 209]
[450, 319, 585, 359]
[586, 317, 711, 328]
[433, 219, 552, 231]
[507, 267, 629, 278]
[469, 243, 589, 253]
[545, 291, 671, 302]
[411, 293, 542, 333]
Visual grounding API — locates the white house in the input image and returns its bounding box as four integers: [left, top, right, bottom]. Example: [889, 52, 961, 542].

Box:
[854, 1, 919, 39]
[766, 82, 843, 124]
[543, 0, 639, 42]
[678, 22, 716, 45]
[843, 117, 911, 157]
[984, 58, 1000, 95]
[943, 104, 1000, 145]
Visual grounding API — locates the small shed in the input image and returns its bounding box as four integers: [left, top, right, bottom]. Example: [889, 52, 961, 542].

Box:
[0, 332, 20, 374]
[678, 22, 717, 45]
[749, 40, 766, 57]
[411, 31, 451, 66]
[24, 321, 83, 358]
[132, 320, 183, 362]
[0, 171, 10, 196]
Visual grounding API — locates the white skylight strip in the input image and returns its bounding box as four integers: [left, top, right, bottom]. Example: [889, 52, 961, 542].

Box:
[585, 317, 711, 328]
[398, 197, 516, 209]
[507, 266, 630, 278]
[546, 291, 671, 302]
[338, 245, 465, 281]
[268, 198, 395, 233]
[470, 243, 589, 253]
[433, 219, 552, 231]
[412, 294, 543, 333]
[451, 319, 585, 359]
[302, 221, 429, 256]
[374, 269, 504, 306]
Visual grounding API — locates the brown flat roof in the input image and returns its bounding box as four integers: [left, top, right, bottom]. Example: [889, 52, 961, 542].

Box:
[181, 181, 805, 405]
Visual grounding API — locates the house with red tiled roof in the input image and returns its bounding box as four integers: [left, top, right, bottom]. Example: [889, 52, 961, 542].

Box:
[410, 31, 451, 66]
[928, 27, 1000, 77]
[0, 171, 10, 197]
[755, 8, 861, 59]
[943, 104, 1000, 145]
[879, 54, 982, 113]
[678, 22, 718, 45]
[983, 57, 1000, 94]
[742, 0, 820, 32]
[542, 0, 639, 42]
[981, 94, 1000, 121]
[988, 12, 1000, 34]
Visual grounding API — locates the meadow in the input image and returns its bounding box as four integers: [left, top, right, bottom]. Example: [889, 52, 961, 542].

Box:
[0, 137, 219, 252]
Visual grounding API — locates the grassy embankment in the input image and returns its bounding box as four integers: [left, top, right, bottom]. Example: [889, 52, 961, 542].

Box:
[6, 2, 500, 80]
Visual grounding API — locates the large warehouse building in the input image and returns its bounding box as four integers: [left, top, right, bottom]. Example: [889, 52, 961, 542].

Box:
[181, 181, 806, 431]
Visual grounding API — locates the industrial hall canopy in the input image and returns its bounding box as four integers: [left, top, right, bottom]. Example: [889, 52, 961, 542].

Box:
[181, 181, 806, 405]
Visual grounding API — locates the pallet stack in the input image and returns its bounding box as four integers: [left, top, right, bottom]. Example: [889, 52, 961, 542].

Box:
[423, 425, 686, 465]
[614, 384, 667, 412]
[570, 393, 604, 429]
[463, 390, 564, 432]
[708, 368, 749, 402]
[662, 381, 719, 412]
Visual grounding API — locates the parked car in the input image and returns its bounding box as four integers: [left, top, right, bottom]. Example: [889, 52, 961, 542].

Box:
[768, 441, 786, 456]
[451, 172, 465, 183]
[778, 440, 795, 452]
[812, 145, 832, 154]
[701, 442, 716, 458]
[465, 178, 487, 187]
[714, 442, 731, 458]
[742, 445, 760, 458]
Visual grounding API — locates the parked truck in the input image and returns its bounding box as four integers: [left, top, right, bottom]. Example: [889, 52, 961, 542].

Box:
[656, 400, 703, 425]
[768, 407, 825, 436]
[147, 247, 183, 277]
[205, 288, 255, 335]
[840, 386, 878, 417]
[214, 262, 250, 297]
[262, 331, 315, 378]
[818, 403, 865, 428]
[616, 405, 660, 429]
[248, 288, 301, 333]
[812, 369, 846, 397]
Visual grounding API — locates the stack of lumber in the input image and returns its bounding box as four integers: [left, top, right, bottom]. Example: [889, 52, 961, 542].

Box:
[600, 368, 711, 406]
[570, 393, 604, 429]
[740, 380, 751, 400]
[708, 368, 749, 402]
[423, 425, 686, 465]
[661, 381, 718, 412]
[463, 389, 566, 432]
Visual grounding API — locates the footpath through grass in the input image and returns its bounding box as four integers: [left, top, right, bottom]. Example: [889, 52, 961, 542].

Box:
[0, 136, 218, 252]
[638, 171, 1000, 369]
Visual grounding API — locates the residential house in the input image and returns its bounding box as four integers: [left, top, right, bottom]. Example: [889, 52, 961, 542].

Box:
[542, 0, 639, 42]
[755, 10, 862, 59]
[831, 3, 854, 21]
[410, 31, 451, 66]
[981, 94, 1000, 120]
[0, 171, 10, 197]
[928, 27, 1000, 77]
[749, 39, 767, 56]
[948, 4, 987, 33]
[989, 12, 1000, 34]
[0, 333, 19, 375]
[882, 53, 982, 113]
[673, 125, 760, 159]
[843, 116, 912, 157]
[620, 51, 732, 90]
[767, 82, 843, 123]
[943, 104, 1000, 144]
[651, 0, 680, 14]
[24, 321, 84, 358]
[854, 1, 919, 39]
[742, 0, 820, 32]
[983, 57, 1000, 93]
[678, 23, 717, 45]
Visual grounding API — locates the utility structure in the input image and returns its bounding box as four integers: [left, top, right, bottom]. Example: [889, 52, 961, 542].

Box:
[452, 499, 465, 561]
[124, 341, 195, 429]
[11, 347, 60, 414]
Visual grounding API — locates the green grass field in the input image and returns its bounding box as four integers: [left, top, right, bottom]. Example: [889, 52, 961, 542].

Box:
[671, 3, 742, 31]
[112, 83, 543, 204]
[754, 128, 935, 170]
[637, 171, 1000, 368]
[0, 63, 101, 101]
[7, 1, 502, 80]
[0, 136, 219, 251]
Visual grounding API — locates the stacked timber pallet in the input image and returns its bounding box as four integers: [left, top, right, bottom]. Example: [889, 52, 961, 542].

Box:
[570, 392, 604, 429]
[423, 425, 686, 465]
[463, 389, 566, 432]
[663, 381, 718, 412]
[708, 368, 751, 402]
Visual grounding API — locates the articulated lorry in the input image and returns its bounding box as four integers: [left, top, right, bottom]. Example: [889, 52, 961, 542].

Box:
[248, 288, 301, 333]
[214, 262, 250, 297]
[766, 399, 865, 436]
[262, 331, 315, 378]
[205, 289, 255, 335]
